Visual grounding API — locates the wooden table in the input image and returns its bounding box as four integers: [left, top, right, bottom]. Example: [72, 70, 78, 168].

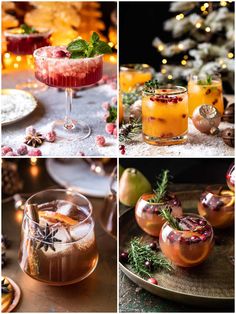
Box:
[2, 159, 117, 312]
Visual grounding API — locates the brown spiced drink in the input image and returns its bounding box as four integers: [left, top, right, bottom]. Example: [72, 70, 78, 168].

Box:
[19, 189, 98, 286]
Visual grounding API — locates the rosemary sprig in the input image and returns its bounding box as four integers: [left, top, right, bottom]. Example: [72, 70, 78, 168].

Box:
[149, 169, 170, 203]
[143, 79, 159, 93]
[197, 74, 212, 85]
[119, 120, 142, 142]
[159, 206, 183, 231]
[20, 24, 37, 34]
[128, 237, 172, 278]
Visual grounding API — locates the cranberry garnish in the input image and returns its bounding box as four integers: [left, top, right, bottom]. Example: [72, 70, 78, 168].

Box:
[147, 277, 158, 285]
[54, 50, 67, 58]
[144, 260, 154, 271]
[149, 242, 158, 251]
[190, 236, 201, 243]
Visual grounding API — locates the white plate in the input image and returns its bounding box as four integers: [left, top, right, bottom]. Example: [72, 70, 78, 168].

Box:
[1, 89, 37, 126]
[46, 159, 110, 198]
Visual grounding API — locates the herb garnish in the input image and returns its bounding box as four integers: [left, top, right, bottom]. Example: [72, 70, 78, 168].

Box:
[159, 207, 183, 230]
[122, 89, 142, 107]
[149, 169, 170, 203]
[197, 74, 212, 85]
[128, 237, 172, 278]
[20, 24, 37, 34]
[119, 120, 142, 142]
[143, 79, 159, 93]
[106, 106, 117, 123]
[67, 32, 112, 58]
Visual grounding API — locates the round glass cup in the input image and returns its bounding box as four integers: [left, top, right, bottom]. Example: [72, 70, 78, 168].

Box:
[226, 163, 235, 192]
[142, 86, 188, 145]
[4, 28, 52, 93]
[188, 73, 224, 117]
[120, 63, 153, 92]
[135, 192, 183, 237]
[34, 46, 103, 141]
[198, 185, 235, 228]
[159, 213, 214, 267]
[18, 189, 98, 286]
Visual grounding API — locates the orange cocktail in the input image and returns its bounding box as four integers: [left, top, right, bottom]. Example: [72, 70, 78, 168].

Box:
[142, 86, 188, 145]
[120, 64, 153, 92]
[188, 75, 224, 117]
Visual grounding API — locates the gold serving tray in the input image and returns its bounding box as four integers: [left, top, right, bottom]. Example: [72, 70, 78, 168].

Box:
[119, 190, 234, 307]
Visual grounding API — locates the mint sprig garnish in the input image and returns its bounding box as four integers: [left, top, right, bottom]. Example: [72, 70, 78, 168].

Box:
[20, 24, 38, 34]
[143, 79, 159, 93]
[197, 74, 212, 85]
[67, 32, 112, 59]
[149, 169, 170, 203]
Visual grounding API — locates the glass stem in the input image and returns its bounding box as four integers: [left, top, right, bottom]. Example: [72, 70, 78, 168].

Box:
[64, 88, 75, 130]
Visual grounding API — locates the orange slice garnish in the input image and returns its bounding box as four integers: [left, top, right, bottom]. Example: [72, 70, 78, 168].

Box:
[38, 211, 78, 225]
[220, 190, 234, 196]
[220, 190, 235, 207]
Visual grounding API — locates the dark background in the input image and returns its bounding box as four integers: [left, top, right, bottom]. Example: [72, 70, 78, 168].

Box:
[119, 158, 234, 186]
[119, 1, 235, 73]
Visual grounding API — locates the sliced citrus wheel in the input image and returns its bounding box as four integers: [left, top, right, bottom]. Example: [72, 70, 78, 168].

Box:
[178, 241, 211, 266]
[1, 276, 13, 313]
[220, 190, 234, 196]
[220, 190, 235, 207]
[38, 211, 78, 225]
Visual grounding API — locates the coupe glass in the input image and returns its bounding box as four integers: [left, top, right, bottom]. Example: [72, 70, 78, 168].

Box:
[19, 189, 98, 286]
[188, 74, 224, 117]
[4, 27, 51, 92]
[34, 46, 103, 140]
[142, 86, 188, 145]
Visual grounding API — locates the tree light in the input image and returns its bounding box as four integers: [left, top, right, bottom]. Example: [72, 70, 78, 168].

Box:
[181, 60, 187, 66]
[158, 45, 164, 51]
[220, 1, 227, 6]
[183, 55, 188, 60]
[205, 27, 211, 32]
[167, 74, 173, 80]
[227, 52, 234, 59]
[204, 3, 209, 8]
[176, 14, 184, 20]
[222, 63, 227, 69]
[162, 59, 167, 64]
[161, 68, 167, 74]
[196, 22, 202, 29]
[178, 43, 184, 50]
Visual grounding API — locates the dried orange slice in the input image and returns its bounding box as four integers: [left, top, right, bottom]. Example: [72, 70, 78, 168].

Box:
[220, 190, 234, 196]
[1, 276, 13, 313]
[220, 190, 235, 207]
[178, 239, 210, 266]
[38, 211, 78, 225]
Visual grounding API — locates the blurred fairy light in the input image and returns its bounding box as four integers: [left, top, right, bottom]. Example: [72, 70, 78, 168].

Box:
[161, 68, 167, 74]
[167, 74, 173, 80]
[176, 13, 184, 20]
[220, 1, 227, 6]
[158, 44, 164, 51]
[195, 22, 202, 29]
[181, 60, 187, 66]
[162, 59, 167, 64]
[227, 52, 234, 59]
[205, 26, 211, 32]
[204, 3, 209, 8]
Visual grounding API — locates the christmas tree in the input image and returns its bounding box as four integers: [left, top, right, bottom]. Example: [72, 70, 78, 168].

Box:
[152, 1, 234, 91]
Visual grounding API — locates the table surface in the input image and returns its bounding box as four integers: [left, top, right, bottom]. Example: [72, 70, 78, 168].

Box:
[121, 96, 234, 157]
[2, 63, 117, 157]
[2, 159, 117, 312]
[119, 184, 234, 313]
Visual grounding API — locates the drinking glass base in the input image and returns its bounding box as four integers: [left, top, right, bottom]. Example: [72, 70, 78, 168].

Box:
[54, 120, 91, 141]
[143, 132, 187, 146]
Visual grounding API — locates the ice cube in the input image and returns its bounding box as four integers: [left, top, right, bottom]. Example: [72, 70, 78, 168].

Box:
[69, 223, 91, 241]
[54, 224, 73, 243]
[56, 200, 78, 219]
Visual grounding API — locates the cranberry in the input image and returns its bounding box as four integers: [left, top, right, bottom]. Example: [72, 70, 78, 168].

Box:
[113, 127, 117, 138]
[105, 123, 116, 135]
[147, 278, 158, 285]
[190, 236, 201, 243]
[119, 144, 126, 155]
[95, 135, 106, 147]
[102, 101, 110, 110]
[28, 148, 42, 156]
[16, 144, 28, 155]
[149, 242, 158, 251]
[45, 130, 57, 142]
[144, 260, 154, 271]
[119, 251, 129, 264]
[26, 125, 36, 136]
[198, 219, 207, 226]
[54, 50, 67, 58]
[1, 146, 13, 156]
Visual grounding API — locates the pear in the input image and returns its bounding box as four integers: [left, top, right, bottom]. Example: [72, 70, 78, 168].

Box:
[119, 164, 125, 179]
[119, 168, 152, 207]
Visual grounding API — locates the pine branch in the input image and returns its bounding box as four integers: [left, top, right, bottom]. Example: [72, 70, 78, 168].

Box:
[122, 89, 142, 107]
[159, 207, 183, 231]
[149, 170, 170, 203]
[119, 120, 142, 142]
[128, 237, 172, 278]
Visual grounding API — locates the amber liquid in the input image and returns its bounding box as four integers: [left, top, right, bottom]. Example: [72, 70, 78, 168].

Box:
[120, 69, 152, 92]
[19, 201, 98, 285]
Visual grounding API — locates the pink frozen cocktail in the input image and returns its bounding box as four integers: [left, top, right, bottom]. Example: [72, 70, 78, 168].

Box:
[34, 46, 103, 88]
[33, 32, 111, 140]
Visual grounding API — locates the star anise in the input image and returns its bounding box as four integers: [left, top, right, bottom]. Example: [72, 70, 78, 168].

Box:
[24, 132, 44, 147]
[34, 223, 61, 252]
[2, 278, 10, 294]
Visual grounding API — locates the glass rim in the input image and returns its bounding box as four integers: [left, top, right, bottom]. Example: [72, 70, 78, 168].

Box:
[24, 189, 94, 245]
[143, 85, 187, 96]
[4, 28, 52, 38]
[120, 63, 152, 72]
[33, 46, 104, 62]
[189, 73, 222, 81]
[163, 213, 211, 233]
[204, 185, 234, 198]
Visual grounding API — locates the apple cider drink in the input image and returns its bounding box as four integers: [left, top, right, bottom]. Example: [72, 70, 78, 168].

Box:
[142, 83, 188, 145]
[19, 189, 98, 286]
